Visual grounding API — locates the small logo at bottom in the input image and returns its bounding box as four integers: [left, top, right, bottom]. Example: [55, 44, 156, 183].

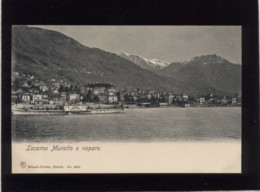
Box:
[20, 161, 26, 168]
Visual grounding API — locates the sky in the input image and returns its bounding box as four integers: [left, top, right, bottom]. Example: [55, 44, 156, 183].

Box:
[32, 25, 241, 64]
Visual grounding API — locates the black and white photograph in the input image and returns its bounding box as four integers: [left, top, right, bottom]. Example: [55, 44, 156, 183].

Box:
[11, 25, 242, 173]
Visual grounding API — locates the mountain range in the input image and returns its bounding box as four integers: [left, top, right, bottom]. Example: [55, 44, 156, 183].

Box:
[12, 26, 241, 96]
[156, 55, 241, 96]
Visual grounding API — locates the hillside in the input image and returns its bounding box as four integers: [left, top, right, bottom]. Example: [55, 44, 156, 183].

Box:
[12, 26, 186, 93]
[119, 52, 169, 71]
[12, 26, 241, 96]
[157, 54, 241, 96]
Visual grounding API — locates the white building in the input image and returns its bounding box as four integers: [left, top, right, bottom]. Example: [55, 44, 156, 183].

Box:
[69, 93, 80, 101]
[182, 92, 189, 100]
[199, 97, 205, 104]
[168, 95, 174, 105]
[40, 85, 49, 92]
[108, 95, 118, 103]
[22, 94, 30, 102]
[32, 94, 43, 102]
[232, 97, 237, 104]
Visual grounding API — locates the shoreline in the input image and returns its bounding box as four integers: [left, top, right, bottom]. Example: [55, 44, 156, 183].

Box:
[12, 105, 241, 115]
[124, 105, 241, 109]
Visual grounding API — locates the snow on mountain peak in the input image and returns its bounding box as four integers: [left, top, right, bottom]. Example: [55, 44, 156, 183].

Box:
[150, 58, 169, 67]
[121, 52, 130, 56]
[119, 52, 169, 70]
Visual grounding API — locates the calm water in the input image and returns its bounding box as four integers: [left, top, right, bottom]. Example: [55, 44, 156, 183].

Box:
[12, 107, 241, 142]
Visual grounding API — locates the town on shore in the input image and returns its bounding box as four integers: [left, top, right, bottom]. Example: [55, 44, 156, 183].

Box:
[12, 72, 242, 110]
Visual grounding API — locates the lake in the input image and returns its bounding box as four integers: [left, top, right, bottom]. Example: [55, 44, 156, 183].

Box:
[12, 107, 241, 143]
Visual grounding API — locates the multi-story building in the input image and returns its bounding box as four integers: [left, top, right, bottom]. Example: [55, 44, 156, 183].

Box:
[182, 92, 189, 101]
[60, 92, 68, 101]
[168, 95, 174, 105]
[130, 91, 137, 97]
[22, 94, 31, 102]
[52, 89, 59, 95]
[232, 97, 237, 105]
[107, 87, 116, 93]
[108, 95, 118, 104]
[98, 94, 108, 103]
[146, 93, 152, 99]
[221, 96, 227, 104]
[32, 94, 43, 102]
[93, 86, 106, 95]
[40, 85, 49, 92]
[69, 93, 80, 102]
[199, 97, 205, 104]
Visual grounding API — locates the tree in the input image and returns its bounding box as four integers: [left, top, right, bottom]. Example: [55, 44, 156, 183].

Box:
[13, 79, 21, 90]
[188, 95, 196, 103]
[234, 92, 239, 98]
[69, 84, 74, 92]
[27, 80, 32, 86]
[86, 90, 93, 102]
[93, 95, 100, 103]
[65, 86, 69, 92]
[58, 85, 64, 93]
[74, 85, 80, 93]
[159, 95, 165, 102]
[151, 95, 157, 103]
[116, 92, 121, 102]
[82, 94, 87, 102]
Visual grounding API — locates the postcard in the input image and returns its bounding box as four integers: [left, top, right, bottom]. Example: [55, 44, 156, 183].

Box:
[11, 25, 241, 173]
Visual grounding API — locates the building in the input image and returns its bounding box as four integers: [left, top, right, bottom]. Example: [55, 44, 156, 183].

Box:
[119, 93, 125, 102]
[98, 94, 108, 103]
[52, 89, 59, 94]
[80, 86, 87, 94]
[22, 82, 30, 88]
[221, 96, 227, 104]
[29, 88, 40, 94]
[60, 92, 68, 101]
[32, 94, 43, 102]
[168, 95, 174, 105]
[69, 93, 80, 102]
[199, 97, 205, 104]
[108, 91, 116, 96]
[107, 87, 116, 93]
[146, 93, 152, 99]
[41, 94, 49, 104]
[130, 91, 137, 97]
[40, 85, 49, 92]
[22, 94, 31, 102]
[232, 97, 237, 105]
[108, 95, 118, 104]
[94, 87, 105, 95]
[13, 72, 19, 76]
[182, 92, 189, 101]
[16, 89, 24, 94]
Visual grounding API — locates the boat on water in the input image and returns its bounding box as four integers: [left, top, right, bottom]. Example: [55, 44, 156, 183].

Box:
[12, 108, 65, 115]
[12, 103, 65, 115]
[64, 105, 124, 115]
